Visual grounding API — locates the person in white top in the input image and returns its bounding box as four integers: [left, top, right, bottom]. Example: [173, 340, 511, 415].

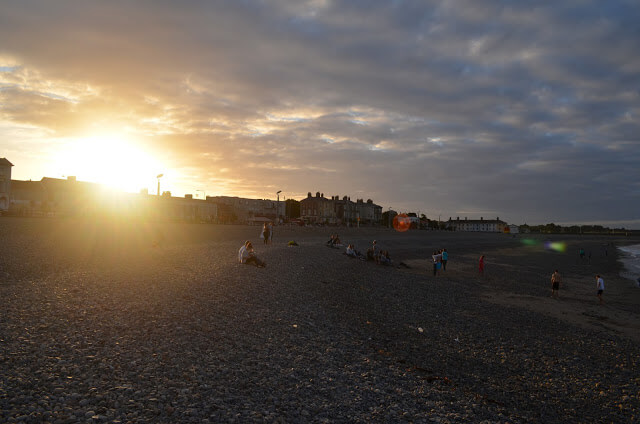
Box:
[238, 241, 266, 267]
[595, 274, 604, 304]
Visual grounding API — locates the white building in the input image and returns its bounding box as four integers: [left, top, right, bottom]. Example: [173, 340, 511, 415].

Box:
[447, 217, 507, 233]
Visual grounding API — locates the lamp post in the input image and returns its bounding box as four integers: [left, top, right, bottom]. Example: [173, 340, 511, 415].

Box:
[276, 190, 282, 225]
[156, 174, 163, 196]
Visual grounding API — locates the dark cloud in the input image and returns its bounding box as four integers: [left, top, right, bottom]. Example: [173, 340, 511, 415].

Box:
[1, 0, 639, 227]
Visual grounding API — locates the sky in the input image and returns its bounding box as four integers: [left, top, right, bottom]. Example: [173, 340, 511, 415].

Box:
[1, 0, 639, 228]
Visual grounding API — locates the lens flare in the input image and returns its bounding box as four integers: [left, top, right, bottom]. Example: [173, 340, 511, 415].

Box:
[392, 214, 411, 232]
[521, 238, 539, 246]
[545, 241, 567, 253]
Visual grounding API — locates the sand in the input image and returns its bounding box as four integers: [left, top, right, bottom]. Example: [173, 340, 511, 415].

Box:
[1, 217, 639, 422]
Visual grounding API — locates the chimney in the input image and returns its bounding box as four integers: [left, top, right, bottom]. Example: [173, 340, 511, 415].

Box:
[316, 192, 320, 198]
[481, 217, 483, 221]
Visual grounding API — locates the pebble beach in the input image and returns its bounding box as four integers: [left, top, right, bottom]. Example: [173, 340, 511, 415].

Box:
[1, 217, 639, 423]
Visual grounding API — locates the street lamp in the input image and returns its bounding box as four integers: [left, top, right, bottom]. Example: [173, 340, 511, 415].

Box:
[276, 190, 282, 225]
[156, 174, 163, 196]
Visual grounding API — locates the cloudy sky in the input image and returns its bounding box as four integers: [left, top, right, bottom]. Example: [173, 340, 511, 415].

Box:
[1, 0, 639, 227]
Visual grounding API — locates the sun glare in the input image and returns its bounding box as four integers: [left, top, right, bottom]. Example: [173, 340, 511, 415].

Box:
[56, 134, 164, 193]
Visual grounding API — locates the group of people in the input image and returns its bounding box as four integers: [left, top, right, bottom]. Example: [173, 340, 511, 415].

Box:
[550, 270, 606, 304]
[342, 239, 394, 266]
[431, 248, 449, 276]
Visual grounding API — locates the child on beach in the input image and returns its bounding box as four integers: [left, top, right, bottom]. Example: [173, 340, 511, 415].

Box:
[432, 250, 441, 276]
[551, 270, 561, 298]
[596, 275, 604, 304]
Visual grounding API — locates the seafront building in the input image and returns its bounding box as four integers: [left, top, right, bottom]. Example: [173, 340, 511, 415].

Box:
[446, 217, 507, 233]
[300, 192, 382, 226]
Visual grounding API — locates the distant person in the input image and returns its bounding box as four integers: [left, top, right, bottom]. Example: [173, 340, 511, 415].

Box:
[596, 274, 604, 304]
[432, 250, 440, 276]
[238, 241, 266, 267]
[551, 270, 562, 298]
[345, 244, 357, 258]
[579, 248, 585, 259]
[372, 240, 380, 262]
[262, 223, 270, 245]
[268, 222, 274, 245]
[441, 248, 448, 271]
[479, 255, 485, 276]
[379, 250, 392, 266]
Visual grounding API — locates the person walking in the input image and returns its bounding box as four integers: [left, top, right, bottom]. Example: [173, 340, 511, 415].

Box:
[596, 274, 604, 304]
[478, 255, 485, 276]
[441, 248, 448, 271]
[551, 270, 561, 298]
[262, 223, 270, 245]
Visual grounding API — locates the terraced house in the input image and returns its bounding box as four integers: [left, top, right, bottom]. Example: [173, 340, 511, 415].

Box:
[300, 192, 382, 226]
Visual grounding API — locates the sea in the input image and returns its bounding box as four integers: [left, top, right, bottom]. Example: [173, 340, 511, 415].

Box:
[618, 244, 640, 287]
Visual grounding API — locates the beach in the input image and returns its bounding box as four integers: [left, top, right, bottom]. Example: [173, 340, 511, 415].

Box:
[1, 217, 639, 423]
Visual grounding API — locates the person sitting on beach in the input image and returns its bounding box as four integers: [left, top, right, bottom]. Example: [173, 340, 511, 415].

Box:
[551, 270, 561, 298]
[366, 247, 375, 261]
[333, 234, 343, 248]
[344, 244, 366, 260]
[379, 250, 392, 266]
[238, 241, 266, 267]
[326, 234, 336, 247]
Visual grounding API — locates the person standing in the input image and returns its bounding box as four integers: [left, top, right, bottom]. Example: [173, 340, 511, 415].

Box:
[478, 255, 485, 276]
[262, 223, 270, 245]
[596, 275, 604, 304]
[432, 250, 440, 276]
[268, 222, 274, 245]
[551, 270, 561, 298]
[441, 248, 448, 271]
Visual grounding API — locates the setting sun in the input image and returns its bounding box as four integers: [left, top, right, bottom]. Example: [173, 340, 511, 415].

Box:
[54, 134, 164, 194]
